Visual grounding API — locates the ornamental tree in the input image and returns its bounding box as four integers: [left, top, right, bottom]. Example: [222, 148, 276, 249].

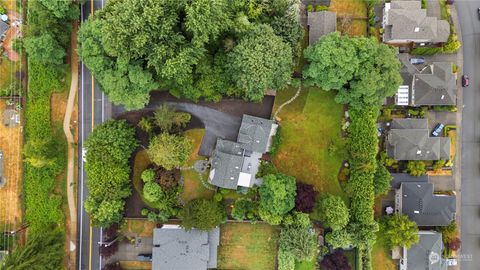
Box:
[147, 133, 192, 170]
[181, 199, 227, 231]
[316, 195, 349, 231]
[383, 214, 419, 248]
[374, 161, 393, 196]
[259, 173, 297, 225]
[294, 182, 318, 213]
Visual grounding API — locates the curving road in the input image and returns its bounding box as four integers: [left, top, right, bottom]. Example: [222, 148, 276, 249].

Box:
[456, 1, 480, 269]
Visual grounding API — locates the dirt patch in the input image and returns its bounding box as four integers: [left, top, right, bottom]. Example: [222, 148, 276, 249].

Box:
[0, 100, 22, 227]
[121, 219, 156, 237]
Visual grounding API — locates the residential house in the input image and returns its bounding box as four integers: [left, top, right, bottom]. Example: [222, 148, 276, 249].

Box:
[395, 54, 456, 106]
[399, 231, 447, 270]
[152, 225, 220, 270]
[307, 11, 337, 45]
[386, 118, 450, 161]
[395, 181, 456, 226]
[208, 114, 278, 189]
[390, 173, 428, 190]
[383, 1, 450, 47]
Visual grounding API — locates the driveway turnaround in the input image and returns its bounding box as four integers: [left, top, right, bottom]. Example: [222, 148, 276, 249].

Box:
[456, 1, 480, 268]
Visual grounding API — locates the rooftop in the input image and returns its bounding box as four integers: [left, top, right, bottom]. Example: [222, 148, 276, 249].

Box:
[307, 11, 337, 45]
[398, 182, 456, 226]
[404, 231, 447, 270]
[152, 226, 220, 270]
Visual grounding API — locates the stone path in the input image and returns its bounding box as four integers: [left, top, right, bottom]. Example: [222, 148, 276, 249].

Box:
[273, 84, 302, 120]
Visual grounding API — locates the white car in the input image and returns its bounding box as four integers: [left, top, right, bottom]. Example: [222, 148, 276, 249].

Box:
[82, 148, 87, 163]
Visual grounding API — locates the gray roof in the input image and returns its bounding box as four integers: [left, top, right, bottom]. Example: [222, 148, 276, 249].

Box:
[384, 1, 450, 43]
[152, 226, 220, 270]
[391, 173, 428, 189]
[238, 115, 274, 153]
[307, 11, 337, 45]
[387, 119, 451, 160]
[209, 139, 245, 189]
[400, 182, 456, 226]
[0, 20, 8, 37]
[406, 231, 447, 270]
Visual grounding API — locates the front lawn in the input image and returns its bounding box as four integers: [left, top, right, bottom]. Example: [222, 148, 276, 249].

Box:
[372, 227, 398, 270]
[273, 87, 347, 199]
[180, 129, 214, 202]
[217, 223, 279, 270]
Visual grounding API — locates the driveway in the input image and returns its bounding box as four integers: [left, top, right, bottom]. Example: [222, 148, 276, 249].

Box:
[427, 111, 456, 130]
[429, 175, 455, 191]
[455, 1, 480, 268]
[107, 237, 153, 263]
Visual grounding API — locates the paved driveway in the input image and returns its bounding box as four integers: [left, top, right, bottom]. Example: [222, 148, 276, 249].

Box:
[455, 1, 480, 268]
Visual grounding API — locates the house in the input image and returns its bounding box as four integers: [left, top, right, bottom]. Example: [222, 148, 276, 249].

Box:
[208, 115, 278, 189]
[383, 1, 450, 47]
[307, 11, 337, 45]
[0, 20, 8, 41]
[395, 54, 456, 106]
[386, 118, 450, 161]
[399, 231, 447, 270]
[152, 225, 220, 270]
[395, 182, 455, 226]
[390, 173, 428, 190]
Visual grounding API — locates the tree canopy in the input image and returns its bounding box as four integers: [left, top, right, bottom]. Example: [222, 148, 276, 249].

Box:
[259, 173, 297, 225]
[84, 120, 137, 227]
[383, 214, 419, 248]
[279, 213, 318, 261]
[147, 133, 192, 170]
[77, 0, 301, 109]
[316, 195, 350, 231]
[303, 32, 402, 108]
[180, 198, 227, 231]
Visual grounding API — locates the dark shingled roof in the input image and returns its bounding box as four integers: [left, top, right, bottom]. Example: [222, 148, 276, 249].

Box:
[405, 231, 447, 270]
[391, 173, 428, 189]
[399, 182, 456, 226]
[237, 115, 274, 153]
[307, 11, 336, 45]
[152, 226, 220, 270]
[387, 119, 451, 160]
[0, 20, 8, 37]
[209, 139, 245, 189]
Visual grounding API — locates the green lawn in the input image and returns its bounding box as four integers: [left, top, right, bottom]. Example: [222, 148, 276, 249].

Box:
[217, 223, 279, 270]
[372, 227, 398, 270]
[296, 259, 316, 270]
[181, 129, 214, 201]
[273, 87, 347, 199]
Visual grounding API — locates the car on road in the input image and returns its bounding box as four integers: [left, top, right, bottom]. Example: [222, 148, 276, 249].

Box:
[462, 75, 469, 87]
[409, 57, 425, 65]
[137, 254, 152, 262]
[432, 123, 445, 137]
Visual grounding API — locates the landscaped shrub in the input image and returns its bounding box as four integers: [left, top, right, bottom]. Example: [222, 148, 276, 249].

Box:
[406, 160, 427, 176]
[294, 182, 318, 213]
[314, 195, 349, 230]
[181, 199, 227, 231]
[259, 173, 297, 225]
[256, 161, 277, 178]
[279, 213, 318, 261]
[374, 161, 392, 196]
[316, 5, 329, 11]
[320, 249, 352, 270]
[307, 4, 313, 12]
[269, 126, 282, 157]
[325, 229, 353, 249]
[278, 249, 295, 270]
[147, 133, 192, 170]
[231, 198, 257, 221]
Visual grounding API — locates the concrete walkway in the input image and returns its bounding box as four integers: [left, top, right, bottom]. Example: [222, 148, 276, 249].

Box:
[63, 21, 79, 269]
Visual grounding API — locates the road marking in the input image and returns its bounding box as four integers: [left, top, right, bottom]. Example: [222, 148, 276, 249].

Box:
[89, 225, 93, 270]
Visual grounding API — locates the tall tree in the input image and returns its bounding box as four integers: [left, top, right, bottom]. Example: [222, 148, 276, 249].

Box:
[303, 32, 402, 108]
[24, 33, 66, 66]
[227, 24, 293, 101]
[1, 230, 64, 270]
[147, 133, 192, 170]
[383, 214, 419, 248]
[374, 161, 393, 196]
[259, 173, 297, 225]
[316, 195, 350, 231]
[279, 213, 318, 261]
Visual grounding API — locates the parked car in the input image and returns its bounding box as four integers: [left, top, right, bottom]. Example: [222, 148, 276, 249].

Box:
[137, 254, 152, 262]
[432, 123, 445, 137]
[462, 75, 469, 87]
[409, 57, 425, 65]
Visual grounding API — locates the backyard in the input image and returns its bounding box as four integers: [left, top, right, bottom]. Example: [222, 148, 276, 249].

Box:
[372, 228, 398, 270]
[217, 222, 279, 270]
[273, 87, 347, 199]
[329, 0, 368, 36]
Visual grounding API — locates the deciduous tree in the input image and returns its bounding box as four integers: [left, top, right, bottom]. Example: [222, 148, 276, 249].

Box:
[259, 173, 297, 225]
[181, 199, 227, 231]
[383, 214, 419, 248]
[316, 195, 349, 230]
[147, 133, 192, 170]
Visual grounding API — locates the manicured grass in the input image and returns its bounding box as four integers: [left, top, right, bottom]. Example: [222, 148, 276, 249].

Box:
[181, 129, 214, 202]
[273, 87, 347, 199]
[131, 150, 157, 208]
[295, 259, 316, 270]
[217, 223, 279, 270]
[372, 227, 398, 270]
[120, 219, 156, 237]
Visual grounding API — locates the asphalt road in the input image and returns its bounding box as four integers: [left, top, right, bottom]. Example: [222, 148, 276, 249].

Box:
[77, 0, 109, 269]
[456, 1, 480, 268]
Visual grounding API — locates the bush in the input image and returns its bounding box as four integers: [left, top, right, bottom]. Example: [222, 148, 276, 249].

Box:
[406, 160, 427, 176]
[147, 133, 192, 170]
[269, 126, 282, 157]
[259, 173, 297, 225]
[231, 198, 257, 221]
[374, 161, 392, 196]
[315, 195, 349, 230]
[256, 161, 277, 178]
[320, 249, 352, 270]
[181, 199, 227, 231]
[410, 47, 442, 55]
[307, 4, 313, 12]
[141, 169, 155, 183]
[316, 5, 329, 11]
[294, 183, 318, 213]
[433, 159, 446, 171]
[278, 249, 295, 270]
[279, 213, 318, 261]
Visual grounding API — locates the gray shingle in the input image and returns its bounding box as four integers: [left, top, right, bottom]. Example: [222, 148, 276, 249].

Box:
[307, 11, 336, 45]
[406, 231, 447, 270]
[0, 21, 8, 37]
[152, 226, 220, 270]
[391, 173, 428, 189]
[399, 182, 456, 226]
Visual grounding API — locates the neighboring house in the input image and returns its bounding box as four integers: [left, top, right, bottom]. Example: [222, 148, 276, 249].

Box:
[399, 231, 447, 270]
[0, 20, 8, 41]
[382, 1, 450, 47]
[208, 115, 278, 189]
[307, 11, 336, 45]
[395, 182, 456, 226]
[395, 54, 456, 106]
[386, 118, 450, 161]
[152, 225, 220, 270]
